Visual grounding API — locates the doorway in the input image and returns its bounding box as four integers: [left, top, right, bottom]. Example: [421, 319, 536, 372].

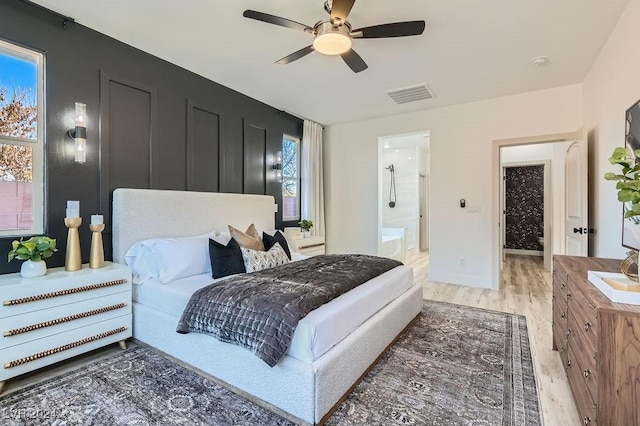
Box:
[501, 161, 551, 270]
[378, 131, 430, 261]
[492, 130, 585, 289]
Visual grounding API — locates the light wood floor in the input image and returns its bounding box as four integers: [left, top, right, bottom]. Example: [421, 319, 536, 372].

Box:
[5, 253, 578, 425]
[407, 251, 579, 425]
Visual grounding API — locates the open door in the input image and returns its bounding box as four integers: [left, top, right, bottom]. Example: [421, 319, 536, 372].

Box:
[565, 140, 589, 256]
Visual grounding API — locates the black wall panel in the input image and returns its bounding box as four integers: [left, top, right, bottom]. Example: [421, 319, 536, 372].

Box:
[187, 100, 220, 192]
[0, 0, 303, 274]
[243, 120, 267, 195]
[99, 71, 158, 225]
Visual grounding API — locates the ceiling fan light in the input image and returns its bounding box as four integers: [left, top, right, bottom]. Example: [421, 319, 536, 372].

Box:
[313, 32, 352, 55]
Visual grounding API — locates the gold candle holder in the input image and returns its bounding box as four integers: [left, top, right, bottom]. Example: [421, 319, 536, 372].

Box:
[64, 217, 82, 272]
[89, 223, 105, 269]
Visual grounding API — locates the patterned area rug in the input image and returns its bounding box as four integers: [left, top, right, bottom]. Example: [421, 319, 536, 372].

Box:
[0, 300, 540, 425]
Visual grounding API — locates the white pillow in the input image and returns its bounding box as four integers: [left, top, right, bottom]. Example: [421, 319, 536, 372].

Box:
[125, 231, 219, 284]
[241, 243, 289, 273]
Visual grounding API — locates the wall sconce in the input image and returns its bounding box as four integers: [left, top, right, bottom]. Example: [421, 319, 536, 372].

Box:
[67, 102, 87, 164]
[272, 150, 282, 182]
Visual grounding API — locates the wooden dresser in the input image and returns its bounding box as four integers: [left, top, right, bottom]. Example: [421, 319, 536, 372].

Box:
[553, 255, 640, 425]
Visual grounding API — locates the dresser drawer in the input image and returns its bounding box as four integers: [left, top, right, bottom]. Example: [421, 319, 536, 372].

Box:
[0, 273, 130, 317]
[0, 315, 131, 381]
[568, 313, 598, 402]
[0, 292, 130, 348]
[566, 344, 598, 425]
[567, 284, 598, 353]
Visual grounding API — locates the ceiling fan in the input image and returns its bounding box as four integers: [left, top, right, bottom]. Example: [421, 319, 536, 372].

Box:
[243, 0, 426, 73]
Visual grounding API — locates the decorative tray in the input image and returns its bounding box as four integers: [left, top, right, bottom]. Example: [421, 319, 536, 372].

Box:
[587, 271, 640, 305]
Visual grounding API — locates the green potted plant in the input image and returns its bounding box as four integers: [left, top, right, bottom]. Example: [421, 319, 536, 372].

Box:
[8, 236, 58, 278]
[605, 146, 640, 279]
[605, 147, 640, 218]
[299, 219, 313, 238]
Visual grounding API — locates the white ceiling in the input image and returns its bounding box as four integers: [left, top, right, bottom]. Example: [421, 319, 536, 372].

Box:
[31, 0, 629, 125]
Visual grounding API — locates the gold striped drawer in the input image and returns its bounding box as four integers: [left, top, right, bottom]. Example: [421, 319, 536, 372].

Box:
[0, 292, 130, 348]
[0, 277, 131, 318]
[0, 315, 131, 381]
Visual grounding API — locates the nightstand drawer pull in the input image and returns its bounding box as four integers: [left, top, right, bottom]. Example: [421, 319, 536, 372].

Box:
[583, 416, 591, 424]
[3, 303, 127, 337]
[3, 326, 127, 369]
[584, 322, 592, 331]
[561, 312, 566, 318]
[583, 369, 591, 378]
[2, 279, 128, 306]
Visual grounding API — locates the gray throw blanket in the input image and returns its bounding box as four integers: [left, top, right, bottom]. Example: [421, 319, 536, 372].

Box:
[176, 254, 402, 366]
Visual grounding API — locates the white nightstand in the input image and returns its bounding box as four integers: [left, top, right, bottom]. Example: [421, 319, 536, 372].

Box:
[288, 236, 326, 256]
[0, 262, 132, 394]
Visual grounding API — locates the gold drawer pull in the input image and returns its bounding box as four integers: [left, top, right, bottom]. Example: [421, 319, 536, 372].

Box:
[584, 322, 592, 332]
[583, 369, 591, 378]
[4, 326, 127, 369]
[3, 303, 127, 337]
[583, 416, 591, 424]
[3, 279, 128, 306]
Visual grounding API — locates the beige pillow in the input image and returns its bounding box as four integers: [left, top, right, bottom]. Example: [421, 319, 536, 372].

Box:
[228, 224, 265, 251]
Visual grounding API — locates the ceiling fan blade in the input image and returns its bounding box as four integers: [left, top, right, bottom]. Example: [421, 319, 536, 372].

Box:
[351, 21, 426, 38]
[331, 0, 356, 26]
[340, 49, 368, 73]
[243, 10, 313, 33]
[276, 46, 315, 64]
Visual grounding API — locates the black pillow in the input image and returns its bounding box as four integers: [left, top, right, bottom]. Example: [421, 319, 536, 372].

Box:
[263, 231, 292, 260]
[209, 237, 246, 279]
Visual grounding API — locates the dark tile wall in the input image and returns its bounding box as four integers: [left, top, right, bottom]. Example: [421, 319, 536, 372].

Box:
[0, 0, 302, 274]
[505, 165, 544, 251]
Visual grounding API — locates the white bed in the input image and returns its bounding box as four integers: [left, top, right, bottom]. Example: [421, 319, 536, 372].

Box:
[112, 188, 423, 425]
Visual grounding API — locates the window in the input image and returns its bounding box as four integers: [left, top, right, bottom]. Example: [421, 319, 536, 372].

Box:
[0, 39, 44, 236]
[282, 135, 300, 222]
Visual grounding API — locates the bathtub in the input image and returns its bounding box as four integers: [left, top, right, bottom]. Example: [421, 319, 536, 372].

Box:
[380, 227, 407, 261]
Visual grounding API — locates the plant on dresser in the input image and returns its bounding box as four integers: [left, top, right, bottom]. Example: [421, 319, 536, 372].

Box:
[0, 262, 132, 394]
[552, 256, 640, 425]
[8, 236, 58, 278]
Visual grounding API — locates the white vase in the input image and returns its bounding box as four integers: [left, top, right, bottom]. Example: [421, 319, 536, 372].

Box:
[20, 259, 47, 278]
[303, 230, 311, 238]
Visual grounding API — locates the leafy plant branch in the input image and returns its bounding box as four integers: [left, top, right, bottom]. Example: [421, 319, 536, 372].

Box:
[605, 146, 640, 218]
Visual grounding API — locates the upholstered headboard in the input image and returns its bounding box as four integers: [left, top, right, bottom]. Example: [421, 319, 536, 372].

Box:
[112, 188, 276, 264]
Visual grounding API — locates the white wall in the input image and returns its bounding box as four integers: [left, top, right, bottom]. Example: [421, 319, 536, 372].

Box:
[583, 0, 640, 259]
[325, 84, 583, 288]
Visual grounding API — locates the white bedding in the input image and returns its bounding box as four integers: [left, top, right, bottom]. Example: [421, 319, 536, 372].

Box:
[133, 264, 414, 363]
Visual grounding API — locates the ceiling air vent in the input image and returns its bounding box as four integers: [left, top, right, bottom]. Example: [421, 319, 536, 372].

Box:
[386, 83, 434, 104]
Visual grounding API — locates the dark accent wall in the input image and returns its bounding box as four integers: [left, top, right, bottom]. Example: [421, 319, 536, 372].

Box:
[505, 165, 544, 251]
[0, 0, 302, 274]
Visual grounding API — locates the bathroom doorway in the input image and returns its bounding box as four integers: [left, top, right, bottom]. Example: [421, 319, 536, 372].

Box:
[501, 161, 551, 270]
[377, 131, 430, 261]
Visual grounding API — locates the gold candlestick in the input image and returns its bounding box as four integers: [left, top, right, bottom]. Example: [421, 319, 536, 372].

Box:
[89, 223, 105, 269]
[64, 217, 82, 272]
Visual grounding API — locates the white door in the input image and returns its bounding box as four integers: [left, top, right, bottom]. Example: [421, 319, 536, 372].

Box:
[565, 140, 588, 256]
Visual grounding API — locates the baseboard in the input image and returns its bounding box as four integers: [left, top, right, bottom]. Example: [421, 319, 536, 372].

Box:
[504, 249, 543, 256]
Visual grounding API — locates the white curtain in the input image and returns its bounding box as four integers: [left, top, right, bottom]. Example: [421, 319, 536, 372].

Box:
[301, 120, 324, 237]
